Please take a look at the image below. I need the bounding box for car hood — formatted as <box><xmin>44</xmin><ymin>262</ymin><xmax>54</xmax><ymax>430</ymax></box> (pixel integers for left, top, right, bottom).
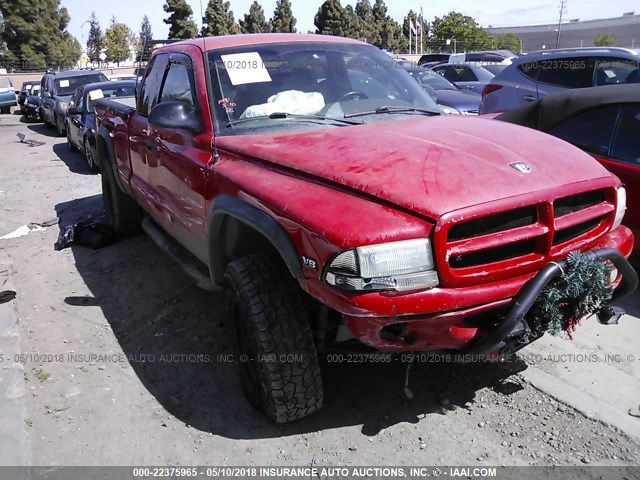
<box><xmin>216</xmin><ymin>116</ymin><xmax>614</xmax><ymax>220</ymax></box>
<box><xmin>25</xmin><ymin>95</ymin><xmax>41</xmax><ymax>105</ymax></box>
<box><xmin>434</xmin><ymin>89</ymin><xmax>481</xmax><ymax>112</ymax></box>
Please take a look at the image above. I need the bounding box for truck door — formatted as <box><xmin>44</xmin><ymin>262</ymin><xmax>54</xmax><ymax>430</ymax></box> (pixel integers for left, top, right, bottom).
<box><xmin>147</xmin><ymin>53</ymin><xmax>211</xmax><ymax>261</ymax></box>
<box><xmin>128</xmin><ymin>54</ymin><xmax>168</xmax><ymax>211</ymax></box>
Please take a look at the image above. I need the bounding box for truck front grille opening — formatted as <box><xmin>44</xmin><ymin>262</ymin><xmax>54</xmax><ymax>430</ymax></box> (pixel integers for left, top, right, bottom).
<box><xmin>448</xmin><ymin>206</ymin><xmax>537</xmax><ymax>242</ymax></box>
<box><xmin>553</xmin><ymin>217</ymin><xmax>603</xmax><ymax>245</ymax></box>
<box><xmin>554</xmin><ymin>190</ymin><xmax>605</xmax><ymax>217</ymax></box>
<box><xmin>449</xmin><ymin>239</ymin><xmax>536</xmax><ymax>269</ymax></box>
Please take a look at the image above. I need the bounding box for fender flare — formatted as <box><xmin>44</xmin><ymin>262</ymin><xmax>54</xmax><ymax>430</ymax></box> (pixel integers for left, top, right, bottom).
<box><xmin>208</xmin><ymin>195</ymin><xmax>304</xmax><ymax>284</ymax></box>
<box><xmin>94</xmin><ymin>126</ymin><xmax>126</xmax><ymax>193</ymax></box>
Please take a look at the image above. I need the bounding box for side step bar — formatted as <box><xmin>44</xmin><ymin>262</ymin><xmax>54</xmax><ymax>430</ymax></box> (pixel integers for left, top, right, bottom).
<box><xmin>141</xmin><ymin>217</ymin><xmax>221</xmax><ymax>292</ymax></box>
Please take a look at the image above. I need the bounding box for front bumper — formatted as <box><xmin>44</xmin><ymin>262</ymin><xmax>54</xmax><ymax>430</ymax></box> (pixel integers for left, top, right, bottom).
<box><xmin>334</xmin><ymin>226</ymin><xmax>636</xmax><ymax>352</ymax></box>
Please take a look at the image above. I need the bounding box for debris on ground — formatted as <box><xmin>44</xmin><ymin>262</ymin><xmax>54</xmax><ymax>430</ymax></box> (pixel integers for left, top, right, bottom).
<box><xmin>54</xmin><ymin>219</ymin><xmax>116</xmax><ymax>251</ymax></box>
<box><xmin>16</xmin><ymin>132</ymin><xmax>45</xmax><ymax>147</ymax></box>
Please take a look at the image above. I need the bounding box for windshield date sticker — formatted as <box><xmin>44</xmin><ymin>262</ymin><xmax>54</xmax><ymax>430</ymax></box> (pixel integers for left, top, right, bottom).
<box><xmin>89</xmin><ymin>89</ymin><xmax>104</xmax><ymax>101</ymax></box>
<box><xmin>59</xmin><ymin>80</ymin><xmax>70</xmax><ymax>88</ymax></box>
<box><xmin>220</xmin><ymin>52</ymin><xmax>272</xmax><ymax>86</ymax></box>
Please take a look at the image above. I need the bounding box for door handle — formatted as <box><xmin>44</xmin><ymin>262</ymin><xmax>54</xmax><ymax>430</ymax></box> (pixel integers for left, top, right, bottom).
<box><xmin>522</xmin><ymin>95</ymin><xmax>537</xmax><ymax>102</ymax></box>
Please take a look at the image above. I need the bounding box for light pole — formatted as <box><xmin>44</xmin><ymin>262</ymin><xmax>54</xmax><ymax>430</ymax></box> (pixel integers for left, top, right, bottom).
<box><xmin>556</xmin><ymin>0</ymin><xmax>567</xmax><ymax>49</ymax></box>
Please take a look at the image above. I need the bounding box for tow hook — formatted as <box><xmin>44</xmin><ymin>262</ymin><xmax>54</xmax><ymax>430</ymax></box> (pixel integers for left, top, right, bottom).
<box><xmin>596</xmin><ymin>305</ymin><xmax>626</xmax><ymax>325</ymax></box>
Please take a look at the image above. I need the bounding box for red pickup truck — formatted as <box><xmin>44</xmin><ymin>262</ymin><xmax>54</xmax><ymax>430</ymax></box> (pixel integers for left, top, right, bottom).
<box><xmin>94</xmin><ymin>34</ymin><xmax>637</xmax><ymax>423</ymax></box>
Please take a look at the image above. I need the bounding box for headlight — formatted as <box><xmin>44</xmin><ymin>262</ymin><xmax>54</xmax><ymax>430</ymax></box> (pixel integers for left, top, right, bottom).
<box><xmin>612</xmin><ymin>187</ymin><xmax>627</xmax><ymax>230</ymax></box>
<box><xmin>324</xmin><ymin>239</ymin><xmax>439</xmax><ymax>292</ymax></box>
<box><xmin>439</xmin><ymin>105</ymin><xmax>460</xmax><ymax>115</ymax></box>
<box><xmin>59</xmin><ymin>102</ymin><xmax>69</xmax><ymax>111</ymax></box>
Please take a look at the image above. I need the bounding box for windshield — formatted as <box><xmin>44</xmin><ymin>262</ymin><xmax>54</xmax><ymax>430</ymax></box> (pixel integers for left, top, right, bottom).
<box><xmin>54</xmin><ymin>74</ymin><xmax>108</xmax><ymax>96</ymax></box>
<box><xmin>85</xmin><ymin>84</ymin><xmax>136</xmax><ymax>112</ymax></box>
<box><xmin>0</xmin><ymin>77</ymin><xmax>12</xmax><ymax>89</ymax></box>
<box><xmin>406</xmin><ymin>69</ymin><xmax>457</xmax><ymax>91</ymax></box>
<box><xmin>29</xmin><ymin>85</ymin><xmax>41</xmax><ymax>95</ymax></box>
<box><xmin>208</xmin><ymin>42</ymin><xmax>439</xmax><ymax>135</ymax></box>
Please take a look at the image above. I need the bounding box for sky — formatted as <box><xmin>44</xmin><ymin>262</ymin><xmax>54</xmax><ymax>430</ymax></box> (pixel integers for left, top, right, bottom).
<box><xmin>62</xmin><ymin>0</ymin><xmax>640</xmax><ymax>44</ymax></box>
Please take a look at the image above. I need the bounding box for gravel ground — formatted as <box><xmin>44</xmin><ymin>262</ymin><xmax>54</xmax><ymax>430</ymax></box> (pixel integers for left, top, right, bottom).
<box><xmin>0</xmin><ymin>109</ymin><xmax>639</xmax><ymax>468</ymax></box>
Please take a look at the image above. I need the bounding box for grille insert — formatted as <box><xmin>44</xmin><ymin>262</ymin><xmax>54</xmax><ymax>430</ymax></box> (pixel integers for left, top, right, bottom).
<box><xmin>554</xmin><ymin>190</ymin><xmax>605</xmax><ymax>217</ymax></box>
<box><xmin>449</xmin><ymin>240</ymin><xmax>536</xmax><ymax>269</ymax></box>
<box><xmin>553</xmin><ymin>217</ymin><xmax>602</xmax><ymax>245</ymax></box>
<box><xmin>448</xmin><ymin>206</ymin><xmax>537</xmax><ymax>242</ymax></box>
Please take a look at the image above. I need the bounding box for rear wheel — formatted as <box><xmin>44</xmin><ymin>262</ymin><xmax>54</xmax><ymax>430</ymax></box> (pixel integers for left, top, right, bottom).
<box><xmin>224</xmin><ymin>254</ymin><xmax>323</xmax><ymax>423</ymax></box>
<box><xmin>55</xmin><ymin>115</ymin><xmax>65</xmax><ymax>137</ymax></box>
<box><xmin>101</xmin><ymin>160</ymin><xmax>142</xmax><ymax>236</ymax></box>
<box><xmin>0</xmin><ymin>106</ymin><xmax>10</xmax><ymax>115</ymax></box>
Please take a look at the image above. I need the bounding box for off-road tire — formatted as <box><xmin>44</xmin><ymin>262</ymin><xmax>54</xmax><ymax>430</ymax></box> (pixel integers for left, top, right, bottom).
<box><xmin>101</xmin><ymin>161</ymin><xmax>143</xmax><ymax>237</ymax></box>
<box><xmin>224</xmin><ymin>255</ymin><xmax>323</xmax><ymax>423</ymax></box>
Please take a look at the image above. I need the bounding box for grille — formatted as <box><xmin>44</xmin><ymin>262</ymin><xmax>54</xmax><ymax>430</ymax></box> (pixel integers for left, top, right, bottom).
<box><xmin>439</xmin><ymin>186</ymin><xmax>614</xmax><ymax>282</ymax></box>
<box><xmin>554</xmin><ymin>190</ymin><xmax>605</xmax><ymax>217</ymax></box>
<box><xmin>449</xmin><ymin>240</ymin><xmax>536</xmax><ymax>269</ymax></box>
<box><xmin>553</xmin><ymin>217</ymin><xmax>602</xmax><ymax>245</ymax></box>
<box><xmin>448</xmin><ymin>206</ymin><xmax>537</xmax><ymax>241</ymax></box>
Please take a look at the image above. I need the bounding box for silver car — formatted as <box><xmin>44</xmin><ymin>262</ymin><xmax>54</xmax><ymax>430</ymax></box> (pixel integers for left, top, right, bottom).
<box><xmin>479</xmin><ymin>47</ymin><xmax>640</xmax><ymax>114</ymax></box>
<box><xmin>430</xmin><ymin>62</ymin><xmax>509</xmax><ymax>95</ymax></box>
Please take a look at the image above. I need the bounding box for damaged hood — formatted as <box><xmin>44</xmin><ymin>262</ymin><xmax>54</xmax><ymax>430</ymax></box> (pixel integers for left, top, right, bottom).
<box><xmin>216</xmin><ymin>115</ymin><xmax>614</xmax><ymax>220</ymax></box>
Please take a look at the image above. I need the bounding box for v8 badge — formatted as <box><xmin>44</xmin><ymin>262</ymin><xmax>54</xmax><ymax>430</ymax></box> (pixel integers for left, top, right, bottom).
<box><xmin>302</xmin><ymin>256</ymin><xmax>318</xmax><ymax>271</ymax></box>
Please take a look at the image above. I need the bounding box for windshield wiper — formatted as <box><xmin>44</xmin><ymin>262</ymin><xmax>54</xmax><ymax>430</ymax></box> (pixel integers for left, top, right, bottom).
<box><xmin>344</xmin><ymin>106</ymin><xmax>440</xmax><ymax>119</ymax></box>
<box><xmin>226</xmin><ymin>112</ymin><xmax>362</xmax><ymax>128</ymax></box>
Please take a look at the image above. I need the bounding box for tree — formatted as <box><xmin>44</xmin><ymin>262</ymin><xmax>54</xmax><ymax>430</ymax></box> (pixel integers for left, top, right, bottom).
<box><xmin>105</xmin><ymin>17</ymin><xmax>134</xmax><ymax>65</ymax></box>
<box><xmin>203</xmin><ymin>0</ymin><xmax>239</xmax><ymax>36</ymax></box>
<box><xmin>495</xmin><ymin>33</ymin><xmax>522</xmax><ymax>52</ymax></box>
<box><xmin>430</xmin><ymin>11</ymin><xmax>496</xmax><ymax>51</ymax></box>
<box><xmin>137</xmin><ymin>15</ymin><xmax>153</xmax><ymax>61</ymax></box>
<box><xmin>163</xmin><ymin>0</ymin><xmax>197</xmax><ymax>39</ymax></box>
<box><xmin>594</xmin><ymin>33</ymin><xmax>615</xmax><ymax>46</ymax></box>
<box><xmin>0</xmin><ymin>0</ymin><xmax>81</xmax><ymax>69</ymax></box>
<box><xmin>354</xmin><ymin>0</ymin><xmax>376</xmax><ymax>43</ymax></box>
<box><xmin>271</xmin><ymin>0</ymin><xmax>296</xmax><ymax>33</ymax></box>
<box><xmin>239</xmin><ymin>1</ymin><xmax>270</xmax><ymax>34</ymax></box>
<box><xmin>343</xmin><ymin>5</ymin><xmax>362</xmax><ymax>39</ymax></box>
<box><xmin>86</xmin><ymin>12</ymin><xmax>104</xmax><ymax>63</ymax></box>
<box><xmin>314</xmin><ymin>0</ymin><xmax>346</xmax><ymax>36</ymax></box>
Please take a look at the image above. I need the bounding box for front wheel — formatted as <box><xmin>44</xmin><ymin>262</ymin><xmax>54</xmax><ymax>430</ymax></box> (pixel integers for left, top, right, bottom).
<box><xmin>224</xmin><ymin>255</ymin><xmax>323</xmax><ymax>423</ymax></box>
<box><xmin>66</xmin><ymin>126</ymin><xmax>77</xmax><ymax>152</ymax></box>
<box><xmin>55</xmin><ymin>115</ymin><xmax>65</xmax><ymax>137</ymax></box>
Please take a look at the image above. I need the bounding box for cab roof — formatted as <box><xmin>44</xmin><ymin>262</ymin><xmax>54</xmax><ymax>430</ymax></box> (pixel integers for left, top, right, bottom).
<box><xmin>153</xmin><ymin>33</ymin><xmax>365</xmax><ymax>54</ymax></box>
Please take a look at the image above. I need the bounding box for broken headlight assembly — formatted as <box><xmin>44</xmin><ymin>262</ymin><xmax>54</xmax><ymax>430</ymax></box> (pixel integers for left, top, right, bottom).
<box><xmin>324</xmin><ymin>238</ymin><xmax>439</xmax><ymax>292</ymax></box>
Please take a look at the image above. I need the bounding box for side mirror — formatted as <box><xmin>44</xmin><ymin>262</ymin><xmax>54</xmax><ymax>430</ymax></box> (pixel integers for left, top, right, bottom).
<box><xmin>41</xmin><ymin>91</ymin><xmax>51</xmax><ymax>99</ymax></box>
<box><xmin>67</xmin><ymin>106</ymin><xmax>81</xmax><ymax>115</ymax></box>
<box><xmin>148</xmin><ymin>101</ymin><xmax>201</xmax><ymax>133</ymax></box>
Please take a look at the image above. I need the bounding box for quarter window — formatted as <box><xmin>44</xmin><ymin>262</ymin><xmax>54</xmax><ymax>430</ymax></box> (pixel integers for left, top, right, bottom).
<box><xmin>548</xmin><ymin>106</ymin><xmax>620</xmax><ymax>156</ymax></box>
<box><xmin>537</xmin><ymin>57</ymin><xmax>594</xmax><ymax>88</ymax></box>
<box><xmin>611</xmin><ymin>106</ymin><xmax>640</xmax><ymax>165</ymax></box>
<box><xmin>139</xmin><ymin>56</ymin><xmax>167</xmax><ymax>116</ymax></box>
<box><xmin>595</xmin><ymin>58</ymin><xmax>640</xmax><ymax>85</ymax></box>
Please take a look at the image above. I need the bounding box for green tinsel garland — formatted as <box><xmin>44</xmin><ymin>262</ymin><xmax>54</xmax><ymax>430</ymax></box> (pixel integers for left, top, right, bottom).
<box><xmin>528</xmin><ymin>251</ymin><xmax>613</xmax><ymax>339</ymax></box>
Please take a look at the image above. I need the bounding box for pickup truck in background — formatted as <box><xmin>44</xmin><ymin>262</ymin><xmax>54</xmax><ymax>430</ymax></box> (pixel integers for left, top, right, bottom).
<box><xmin>94</xmin><ymin>34</ymin><xmax>637</xmax><ymax>423</ymax></box>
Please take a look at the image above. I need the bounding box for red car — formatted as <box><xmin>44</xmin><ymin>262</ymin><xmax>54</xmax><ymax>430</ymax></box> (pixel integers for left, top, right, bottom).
<box><xmin>93</xmin><ymin>34</ymin><xmax>637</xmax><ymax>423</ymax></box>
<box><xmin>497</xmin><ymin>84</ymin><xmax>639</xmax><ymax>254</ymax></box>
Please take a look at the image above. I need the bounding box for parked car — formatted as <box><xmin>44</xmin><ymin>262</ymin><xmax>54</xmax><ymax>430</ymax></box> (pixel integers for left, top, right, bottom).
<box><xmin>418</xmin><ymin>53</ymin><xmax>450</xmax><ymax>66</ymax></box>
<box><xmin>496</xmin><ymin>84</ymin><xmax>640</xmax><ymax>253</ymax></box>
<box><xmin>107</xmin><ymin>74</ymin><xmax>138</xmax><ymax>82</ymax></box>
<box><xmin>18</xmin><ymin>81</ymin><xmax>40</xmax><ymax>113</ymax></box>
<box><xmin>405</xmin><ymin>67</ymin><xmax>481</xmax><ymax>115</ymax></box>
<box><xmin>93</xmin><ymin>34</ymin><xmax>636</xmax><ymax>423</ymax></box>
<box><xmin>431</xmin><ymin>62</ymin><xmax>507</xmax><ymax>94</ymax></box>
<box><xmin>0</xmin><ymin>77</ymin><xmax>17</xmax><ymax>114</ymax></box>
<box><xmin>480</xmin><ymin>47</ymin><xmax>640</xmax><ymax>114</ymax></box>
<box><xmin>22</xmin><ymin>85</ymin><xmax>42</xmax><ymax>122</ymax></box>
<box><xmin>65</xmin><ymin>80</ymin><xmax>136</xmax><ymax>171</ymax></box>
<box><xmin>40</xmin><ymin>69</ymin><xmax>109</xmax><ymax>136</ymax></box>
